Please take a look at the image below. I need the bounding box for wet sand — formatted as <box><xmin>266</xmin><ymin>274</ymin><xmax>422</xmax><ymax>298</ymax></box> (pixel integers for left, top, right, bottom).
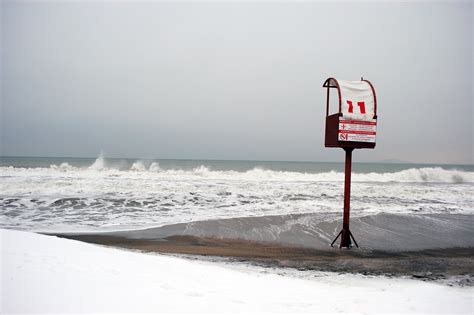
<box><xmin>92</xmin><ymin>212</ymin><xmax>474</xmax><ymax>251</ymax></box>
<box><xmin>52</xmin><ymin>213</ymin><xmax>474</xmax><ymax>286</ymax></box>
<box><xmin>55</xmin><ymin>233</ymin><xmax>474</xmax><ymax>286</ymax></box>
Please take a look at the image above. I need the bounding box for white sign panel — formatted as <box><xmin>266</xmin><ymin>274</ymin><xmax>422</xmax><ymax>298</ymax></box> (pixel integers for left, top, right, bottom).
<box><xmin>338</xmin><ymin>119</ymin><xmax>377</xmax><ymax>143</ymax></box>
<box><xmin>337</xmin><ymin>79</ymin><xmax>375</xmax><ymax>122</ymax></box>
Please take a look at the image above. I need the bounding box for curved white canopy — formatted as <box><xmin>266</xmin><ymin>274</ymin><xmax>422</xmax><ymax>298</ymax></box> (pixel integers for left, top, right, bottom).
<box><xmin>324</xmin><ymin>78</ymin><xmax>377</xmax><ymax>121</ymax></box>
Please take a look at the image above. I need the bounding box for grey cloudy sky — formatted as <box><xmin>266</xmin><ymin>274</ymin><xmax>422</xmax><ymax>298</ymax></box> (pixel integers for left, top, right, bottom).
<box><xmin>1</xmin><ymin>1</ymin><xmax>472</xmax><ymax>164</ymax></box>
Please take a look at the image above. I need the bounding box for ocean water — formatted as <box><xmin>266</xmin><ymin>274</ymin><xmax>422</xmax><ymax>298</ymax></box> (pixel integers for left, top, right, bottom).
<box><xmin>1</xmin><ymin>154</ymin><xmax>473</xmax><ymax>232</ymax></box>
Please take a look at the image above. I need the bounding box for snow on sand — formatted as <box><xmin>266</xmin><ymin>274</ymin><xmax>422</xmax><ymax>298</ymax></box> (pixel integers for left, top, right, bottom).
<box><xmin>1</xmin><ymin>229</ymin><xmax>472</xmax><ymax>313</ymax></box>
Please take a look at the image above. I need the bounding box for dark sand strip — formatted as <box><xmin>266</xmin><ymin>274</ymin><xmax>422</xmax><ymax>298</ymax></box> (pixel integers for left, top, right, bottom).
<box><xmin>55</xmin><ymin>233</ymin><xmax>474</xmax><ymax>285</ymax></box>
<box><xmin>52</xmin><ymin>213</ymin><xmax>474</xmax><ymax>285</ymax></box>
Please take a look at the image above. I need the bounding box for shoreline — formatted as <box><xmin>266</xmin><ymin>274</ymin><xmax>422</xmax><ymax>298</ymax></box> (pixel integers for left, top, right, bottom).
<box><xmin>55</xmin><ymin>233</ymin><xmax>474</xmax><ymax>286</ymax></box>
<box><xmin>50</xmin><ymin>212</ymin><xmax>474</xmax><ymax>287</ymax></box>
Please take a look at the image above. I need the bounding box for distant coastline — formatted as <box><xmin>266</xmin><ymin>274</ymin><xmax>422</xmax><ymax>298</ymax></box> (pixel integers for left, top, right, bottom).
<box><xmin>1</xmin><ymin>155</ymin><xmax>472</xmax><ymax>167</ymax></box>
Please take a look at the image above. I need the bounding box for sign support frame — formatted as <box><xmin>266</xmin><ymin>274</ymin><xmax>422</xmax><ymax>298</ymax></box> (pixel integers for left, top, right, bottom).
<box><xmin>330</xmin><ymin>147</ymin><xmax>359</xmax><ymax>248</ymax></box>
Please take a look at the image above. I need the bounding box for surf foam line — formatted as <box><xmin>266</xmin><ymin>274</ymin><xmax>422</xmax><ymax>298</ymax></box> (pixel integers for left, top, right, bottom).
<box><xmin>1</xmin><ymin>164</ymin><xmax>473</xmax><ymax>183</ymax></box>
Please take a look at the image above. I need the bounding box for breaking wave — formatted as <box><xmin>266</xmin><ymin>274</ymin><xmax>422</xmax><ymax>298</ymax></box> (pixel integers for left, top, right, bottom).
<box><xmin>2</xmin><ymin>164</ymin><xmax>472</xmax><ymax>184</ymax></box>
<box><xmin>149</xmin><ymin>162</ymin><xmax>161</xmax><ymax>172</ymax></box>
<box><xmin>89</xmin><ymin>151</ymin><xmax>106</xmax><ymax>171</ymax></box>
<box><xmin>130</xmin><ymin>161</ymin><xmax>147</xmax><ymax>172</ymax></box>
<box><xmin>49</xmin><ymin>162</ymin><xmax>75</xmax><ymax>172</ymax></box>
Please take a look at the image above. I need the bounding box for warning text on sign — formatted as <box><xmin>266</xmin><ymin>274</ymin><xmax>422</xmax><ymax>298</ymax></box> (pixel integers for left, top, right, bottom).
<box><xmin>338</xmin><ymin>119</ymin><xmax>377</xmax><ymax>143</ymax></box>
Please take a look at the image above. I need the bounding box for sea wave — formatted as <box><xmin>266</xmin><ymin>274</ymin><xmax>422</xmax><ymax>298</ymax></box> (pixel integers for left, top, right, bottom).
<box><xmin>2</xmin><ymin>155</ymin><xmax>473</xmax><ymax>232</ymax></box>
<box><xmin>1</xmin><ymin>162</ymin><xmax>472</xmax><ymax>183</ymax></box>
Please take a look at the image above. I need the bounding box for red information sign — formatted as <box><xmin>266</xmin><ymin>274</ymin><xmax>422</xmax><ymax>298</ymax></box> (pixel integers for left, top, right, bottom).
<box><xmin>338</xmin><ymin>119</ymin><xmax>377</xmax><ymax>143</ymax></box>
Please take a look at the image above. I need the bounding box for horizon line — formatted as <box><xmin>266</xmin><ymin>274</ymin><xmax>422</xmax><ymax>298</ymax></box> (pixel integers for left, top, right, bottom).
<box><xmin>1</xmin><ymin>155</ymin><xmax>472</xmax><ymax>166</ymax></box>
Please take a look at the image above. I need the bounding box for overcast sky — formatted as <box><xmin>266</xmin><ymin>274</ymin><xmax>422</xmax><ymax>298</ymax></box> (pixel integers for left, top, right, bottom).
<box><xmin>1</xmin><ymin>1</ymin><xmax>472</xmax><ymax>164</ymax></box>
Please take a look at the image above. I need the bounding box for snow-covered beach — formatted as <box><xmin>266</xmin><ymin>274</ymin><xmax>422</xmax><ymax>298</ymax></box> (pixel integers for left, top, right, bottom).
<box><xmin>2</xmin><ymin>228</ymin><xmax>472</xmax><ymax>313</ymax></box>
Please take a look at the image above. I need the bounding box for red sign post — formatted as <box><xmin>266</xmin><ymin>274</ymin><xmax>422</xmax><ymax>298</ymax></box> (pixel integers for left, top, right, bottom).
<box><xmin>323</xmin><ymin>77</ymin><xmax>378</xmax><ymax>248</ymax></box>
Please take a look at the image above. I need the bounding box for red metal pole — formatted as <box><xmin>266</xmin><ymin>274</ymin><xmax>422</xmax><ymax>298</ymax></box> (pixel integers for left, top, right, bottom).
<box><xmin>326</xmin><ymin>86</ymin><xmax>330</xmax><ymax>117</ymax></box>
<box><xmin>340</xmin><ymin>147</ymin><xmax>353</xmax><ymax>248</ymax></box>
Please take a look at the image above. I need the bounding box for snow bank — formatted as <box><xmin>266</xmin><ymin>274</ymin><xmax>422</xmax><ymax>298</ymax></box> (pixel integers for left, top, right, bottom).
<box><xmin>1</xmin><ymin>229</ymin><xmax>472</xmax><ymax>313</ymax></box>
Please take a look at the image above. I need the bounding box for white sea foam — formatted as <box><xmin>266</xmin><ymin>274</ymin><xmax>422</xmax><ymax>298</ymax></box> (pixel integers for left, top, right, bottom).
<box><xmin>130</xmin><ymin>161</ymin><xmax>146</xmax><ymax>172</ymax></box>
<box><xmin>149</xmin><ymin>162</ymin><xmax>161</xmax><ymax>172</ymax></box>
<box><xmin>49</xmin><ymin>162</ymin><xmax>74</xmax><ymax>172</ymax></box>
